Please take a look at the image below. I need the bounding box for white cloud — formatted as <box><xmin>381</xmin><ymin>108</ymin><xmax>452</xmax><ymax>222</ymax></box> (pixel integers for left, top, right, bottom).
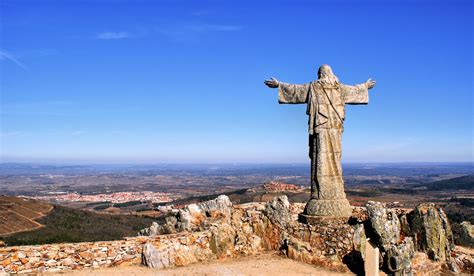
<box><xmin>0</xmin><ymin>50</ymin><xmax>28</xmax><ymax>70</ymax></box>
<box><xmin>96</xmin><ymin>31</ymin><xmax>130</xmax><ymax>40</ymax></box>
<box><xmin>189</xmin><ymin>24</ymin><xmax>243</xmax><ymax>32</ymax></box>
<box><xmin>155</xmin><ymin>24</ymin><xmax>244</xmax><ymax>42</ymax></box>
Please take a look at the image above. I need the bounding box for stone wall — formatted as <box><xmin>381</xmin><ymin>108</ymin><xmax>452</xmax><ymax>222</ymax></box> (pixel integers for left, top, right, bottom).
<box><xmin>0</xmin><ymin>237</ymin><xmax>144</xmax><ymax>274</ymax></box>
<box><xmin>0</xmin><ymin>196</ymin><xmax>472</xmax><ymax>275</ymax></box>
<box><xmin>0</xmin><ymin>198</ymin><xmax>359</xmax><ymax>274</ymax></box>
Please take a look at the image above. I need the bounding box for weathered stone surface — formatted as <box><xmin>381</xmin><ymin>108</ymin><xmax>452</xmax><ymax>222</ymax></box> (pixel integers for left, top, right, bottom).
<box><xmin>302</xmin><ymin>199</ymin><xmax>352</xmax><ymax>220</ymax></box>
<box><xmin>407</xmin><ymin>203</ymin><xmax>453</xmax><ymax>261</ymax></box>
<box><xmin>139</xmin><ymin>195</ymin><xmax>233</xmax><ymax>236</ymax></box>
<box><xmin>0</xmin><ymin>239</ymin><xmax>142</xmax><ymax>274</ymax></box>
<box><xmin>142</xmin><ymin>243</ymin><xmax>172</xmax><ymax>269</ymax></box>
<box><xmin>199</xmin><ymin>195</ymin><xmax>233</xmax><ymax>217</ymax></box>
<box><xmin>352</xmin><ymin>223</ymin><xmax>366</xmax><ymax>260</ymax></box>
<box><xmin>209</xmin><ymin>223</ymin><xmax>236</xmax><ymax>258</ymax></box>
<box><xmin>399</xmin><ymin>212</ymin><xmax>411</xmax><ymax>237</ymax></box>
<box><xmin>385</xmin><ymin>237</ymin><xmax>415</xmax><ymax>275</ymax></box>
<box><xmin>0</xmin><ymin>196</ymin><xmax>471</xmax><ymax>275</ymax></box>
<box><xmin>263</xmin><ymin>195</ymin><xmax>291</xmax><ymax>227</ymax></box>
<box><xmin>457</xmin><ymin>221</ymin><xmax>474</xmax><ymax>247</ymax></box>
<box><xmin>449</xmin><ymin>246</ymin><xmax>474</xmax><ymax>273</ymax></box>
<box><xmin>366</xmin><ymin>201</ymin><xmax>400</xmax><ymax>251</ymax></box>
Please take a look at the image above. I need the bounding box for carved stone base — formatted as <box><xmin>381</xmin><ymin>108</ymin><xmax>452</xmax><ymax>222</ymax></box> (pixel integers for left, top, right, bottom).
<box><xmin>298</xmin><ymin>213</ymin><xmax>347</xmax><ymax>224</ymax></box>
<box><xmin>302</xmin><ymin>198</ymin><xmax>352</xmax><ymax>220</ymax></box>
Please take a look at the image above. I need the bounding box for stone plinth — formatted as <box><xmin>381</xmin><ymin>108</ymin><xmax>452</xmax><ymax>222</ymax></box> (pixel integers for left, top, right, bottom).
<box><xmin>302</xmin><ymin>198</ymin><xmax>352</xmax><ymax>219</ymax></box>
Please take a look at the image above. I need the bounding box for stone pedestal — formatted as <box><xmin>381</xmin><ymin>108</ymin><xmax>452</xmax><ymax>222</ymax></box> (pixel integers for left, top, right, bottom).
<box><xmin>299</xmin><ymin>198</ymin><xmax>352</xmax><ymax>223</ymax></box>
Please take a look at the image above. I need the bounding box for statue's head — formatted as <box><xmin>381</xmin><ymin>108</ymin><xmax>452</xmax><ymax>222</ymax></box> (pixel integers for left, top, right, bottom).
<box><xmin>317</xmin><ymin>64</ymin><xmax>339</xmax><ymax>85</ymax></box>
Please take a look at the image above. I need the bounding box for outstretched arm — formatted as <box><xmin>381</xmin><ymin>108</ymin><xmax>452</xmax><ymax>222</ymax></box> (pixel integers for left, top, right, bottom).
<box><xmin>264</xmin><ymin>77</ymin><xmax>310</xmax><ymax>104</ymax></box>
<box><xmin>341</xmin><ymin>78</ymin><xmax>376</xmax><ymax>105</ymax></box>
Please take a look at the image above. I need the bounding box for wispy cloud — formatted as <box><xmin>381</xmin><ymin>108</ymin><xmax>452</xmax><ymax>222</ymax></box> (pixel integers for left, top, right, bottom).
<box><xmin>156</xmin><ymin>24</ymin><xmax>244</xmax><ymax>42</ymax></box>
<box><xmin>190</xmin><ymin>24</ymin><xmax>243</xmax><ymax>32</ymax></box>
<box><xmin>0</xmin><ymin>50</ymin><xmax>28</xmax><ymax>70</ymax></box>
<box><xmin>93</xmin><ymin>24</ymin><xmax>241</xmax><ymax>42</ymax></box>
<box><xmin>96</xmin><ymin>31</ymin><xmax>130</xmax><ymax>40</ymax></box>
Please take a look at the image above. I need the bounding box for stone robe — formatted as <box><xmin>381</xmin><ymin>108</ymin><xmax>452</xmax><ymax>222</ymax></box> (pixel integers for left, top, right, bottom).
<box><xmin>278</xmin><ymin>80</ymin><xmax>368</xmax><ymax>216</ymax></box>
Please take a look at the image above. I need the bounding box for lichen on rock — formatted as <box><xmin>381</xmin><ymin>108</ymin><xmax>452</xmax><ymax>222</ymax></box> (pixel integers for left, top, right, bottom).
<box><xmin>457</xmin><ymin>221</ymin><xmax>474</xmax><ymax>248</ymax></box>
<box><xmin>263</xmin><ymin>195</ymin><xmax>291</xmax><ymax>227</ymax></box>
<box><xmin>407</xmin><ymin>203</ymin><xmax>454</xmax><ymax>261</ymax></box>
<box><xmin>366</xmin><ymin>201</ymin><xmax>401</xmax><ymax>251</ymax></box>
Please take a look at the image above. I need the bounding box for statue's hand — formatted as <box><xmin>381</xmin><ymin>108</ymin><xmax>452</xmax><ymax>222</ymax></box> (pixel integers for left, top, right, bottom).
<box><xmin>366</xmin><ymin>78</ymin><xmax>376</xmax><ymax>89</ymax></box>
<box><xmin>264</xmin><ymin>77</ymin><xmax>279</xmax><ymax>88</ymax></box>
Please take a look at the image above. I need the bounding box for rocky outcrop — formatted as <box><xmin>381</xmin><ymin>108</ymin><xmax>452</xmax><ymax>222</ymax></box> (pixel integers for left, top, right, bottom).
<box><xmin>366</xmin><ymin>201</ymin><xmax>401</xmax><ymax>251</ymax></box>
<box><xmin>141</xmin><ymin>232</ymin><xmax>215</xmax><ymax>269</ymax></box>
<box><xmin>407</xmin><ymin>203</ymin><xmax>454</xmax><ymax>261</ymax></box>
<box><xmin>209</xmin><ymin>223</ymin><xmax>236</xmax><ymax>257</ymax></box>
<box><xmin>364</xmin><ymin>201</ymin><xmax>460</xmax><ymax>274</ymax></box>
<box><xmin>1</xmin><ymin>196</ymin><xmax>471</xmax><ymax>275</ymax></box>
<box><xmin>263</xmin><ymin>195</ymin><xmax>291</xmax><ymax>227</ymax></box>
<box><xmin>457</xmin><ymin>221</ymin><xmax>474</xmax><ymax>247</ymax></box>
<box><xmin>385</xmin><ymin>237</ymin><xmax>415</xmax><ymax>275</ymax></box>
<box><xmin>449</xmin><ymin>246</ymin><xmax>474</xmax><ymax>273</ymax></box>
<box><xmin>366</xmin><ymin>201</ymin><xmax>415</xmax><ymax>275</ymax></box>
<box><xmin>139</xmin><ymin>195</ymin><xmax>233</xmax><ymax>236</ymax></box>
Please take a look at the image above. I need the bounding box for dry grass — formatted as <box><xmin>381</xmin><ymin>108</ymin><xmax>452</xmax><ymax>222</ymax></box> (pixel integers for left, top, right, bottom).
<box><xmin>0</xmin><ymin>195</ymin><xmax>53</xmax><ymax>236</ymax></box>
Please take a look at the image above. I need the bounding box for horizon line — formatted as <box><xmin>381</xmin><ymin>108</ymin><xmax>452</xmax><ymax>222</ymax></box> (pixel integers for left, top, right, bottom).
<box><xmin>1</xmin><ymin>161</ymin><xmax>473</xmax><ymax>166</ymax></box>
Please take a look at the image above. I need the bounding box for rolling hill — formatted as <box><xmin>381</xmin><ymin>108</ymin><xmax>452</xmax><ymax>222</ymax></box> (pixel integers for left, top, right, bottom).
<box><xmin>417</xmin><ymin>175</ymin><xmax>474</xmax><ymax>191</ymax></box>
<box><xmin>0</xmin><ymin>195</ymin><xmax>53</xmax><ymax>236</ymax></box>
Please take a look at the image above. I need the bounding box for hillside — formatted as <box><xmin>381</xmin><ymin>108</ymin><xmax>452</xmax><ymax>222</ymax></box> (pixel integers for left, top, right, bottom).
<box><xmin>0</xmin><ymin>195</ymin><xmax>159</xmax><ymax>246</ymax></box>
<box><xmin>0</xmin><ymin>195</ymin><xmax>53</xmax><ymax>236</ymax></box>
<box><xmin>416</xmin><ymin>175</ymin><xmax>474</xmax><ymax>191</ymax></box>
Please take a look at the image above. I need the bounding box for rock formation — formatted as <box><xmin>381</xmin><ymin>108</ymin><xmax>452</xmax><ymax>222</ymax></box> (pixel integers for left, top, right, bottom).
<box><xmin>457</xmin><ymin>221</ymin><xmax>474</xmax><ymax>247</ymax></box>
<box><xmin>366</xmin><ymin>201</ymin><xmax>415</xmax><ymax>275</ymax></box>
<box><xmin>1</xmin><ymin>196</ymin><xmax>472</xmax><ymax>274</ymax></box>
<box><xmin>138</xmin><ymin>196</ymin><xmax>469</xmax><ymax>275</ymax></box>
<box><xmin>366</xmin><ymin>201</ymin><xmax>401</xmax><ymax>251</ymax></box>
<box><xmin>263</xmin><ymin>195</ymin><xmax>291</xmax><ymax>227</ymax></box>
<box><xmin>407</xmin><ymin>203</ymin><xmax>454</xmax><ymax>261</ymax></box>
<box><xmin>139</xmin><ymin>195</ymin><xmax>232</xmax><ymax>236</ymax></box>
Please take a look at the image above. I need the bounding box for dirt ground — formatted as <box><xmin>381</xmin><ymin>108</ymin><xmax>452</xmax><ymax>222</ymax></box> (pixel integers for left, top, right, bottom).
<box><xmin>55</xmin><ymin>253</ymin><xmax>349</xmax><ymax>276</ymax></box>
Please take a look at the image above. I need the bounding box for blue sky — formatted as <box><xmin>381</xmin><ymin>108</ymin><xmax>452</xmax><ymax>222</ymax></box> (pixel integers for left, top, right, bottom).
<box><xmin>1</xmin><ymin>0</ymin><xmax>472</xmax><ymax>163</ymax></box>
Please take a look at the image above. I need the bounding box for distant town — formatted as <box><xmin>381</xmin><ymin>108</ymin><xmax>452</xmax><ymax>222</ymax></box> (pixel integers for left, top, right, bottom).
<box><xmin>28</xmin><ymin>191</ymin><xmax>173</xmax><ymax>204</ymax></box>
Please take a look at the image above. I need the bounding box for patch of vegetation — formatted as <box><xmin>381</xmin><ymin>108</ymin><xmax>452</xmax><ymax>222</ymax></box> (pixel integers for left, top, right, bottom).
<box><xmin>383</xmin><ymin>188</ymin><xmax>418</xmax><ymax>195</ymax></box>
<box><xmin>113</xmin><ymin>200</ymin><xmax>143</xmax><ymax>208</ymax></box>
<box><xmin>419</xmin><ymin>175</ymin><xmax>474</xmax><ymax>191</ymax></box>
<box><xmin>93</xmin><ymin>204</ymin><xmax>111</xmax><ymax>211</ymax></box>
<box><xmin>458</xmin><ymin>198</ymin><xmax>474</xmax><ymax>207</ymax></box>
<box><xmin>135</xmin><ymin>207</ymin><xmax>152</xmax><ymax>212</ymax></box>
<box><xmin>2</xmin><ymin>205</ymin><xmax>155</xmax><ymax>246</ymax></box>
<box><xmin>346</xmin><ymin>190</ymin><xmax>383</xmax><ymax>197</ymax></box>
<box><xmin>443</xmin><ymin>199</ymin><xmax>474</xmax><ymax>244</ymax></box>
<box><xmin>85</xmin><ymin>201</ymin><xmax>111</xmax><ymax>207</ymax></box>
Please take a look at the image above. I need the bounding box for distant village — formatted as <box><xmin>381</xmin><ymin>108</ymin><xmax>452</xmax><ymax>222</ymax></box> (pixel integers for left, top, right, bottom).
<box><xmin>28</xmin><ymin>191</ymin><xmax>173</xmax><ymax>204</ymax></box>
